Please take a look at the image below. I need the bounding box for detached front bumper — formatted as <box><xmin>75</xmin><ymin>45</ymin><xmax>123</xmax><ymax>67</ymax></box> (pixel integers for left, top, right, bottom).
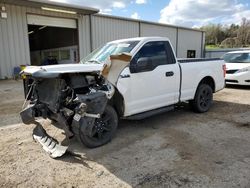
<box><xmin>20</xmin><ymin>105</ymin><xmax>68</xmax><ymax>158</ymax></box>
<box><xmin>32</xmin><ymin>123</ymin><xmax>68</xmax><ymax>158</ymax></box>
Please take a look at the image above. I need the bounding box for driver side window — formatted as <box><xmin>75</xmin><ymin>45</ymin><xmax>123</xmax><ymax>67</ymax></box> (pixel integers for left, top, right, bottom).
<box><xmin>133</xmin><ymin>41</ymin><xmax>167</xmax><ymax>65</ymax></box>
<box><xmin>130</xmin><ymin>41</ymin><xmax>175</xmax><ymax>73</ymax></box>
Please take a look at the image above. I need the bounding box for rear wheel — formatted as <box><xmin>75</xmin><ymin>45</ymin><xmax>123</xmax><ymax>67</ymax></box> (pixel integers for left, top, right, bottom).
<box><xmin>78</xmin><ymin>105</ymin><xmax>118</xmax><ymax>148</ymax></box>
<box><xmin>190</xmin><ymin>84</ymin><xmax>213</xmax><ymax>113</ymax></box>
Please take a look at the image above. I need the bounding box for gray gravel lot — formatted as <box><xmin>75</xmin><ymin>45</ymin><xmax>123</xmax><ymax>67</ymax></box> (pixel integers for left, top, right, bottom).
<box><xmin>0</xmin><ymin>80</ymin><xmax>249</xmax><ymax>188</ymax></box>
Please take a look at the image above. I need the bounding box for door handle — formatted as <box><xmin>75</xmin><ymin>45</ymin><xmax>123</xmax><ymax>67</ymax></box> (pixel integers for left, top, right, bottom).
<box><xmin>165</xmin><ymin>71</ymin><xmax>174</xmax><ymax>77</ymax></box>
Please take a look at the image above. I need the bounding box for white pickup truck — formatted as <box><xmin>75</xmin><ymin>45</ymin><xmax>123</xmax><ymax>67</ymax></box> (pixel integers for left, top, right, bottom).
<box><xmin>20</xmin><ymin>37</ymin><xmax>225</xmax><ymax>157</ymax></box>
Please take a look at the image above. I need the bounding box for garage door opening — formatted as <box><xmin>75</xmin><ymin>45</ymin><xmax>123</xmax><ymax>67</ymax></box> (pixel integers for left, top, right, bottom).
<box><xmin>27</xmin><ymin>15</ymin><xmax>79</xmax><ymax>66</ymax></box>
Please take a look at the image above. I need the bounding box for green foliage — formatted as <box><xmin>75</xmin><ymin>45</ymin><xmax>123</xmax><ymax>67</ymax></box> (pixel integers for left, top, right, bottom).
<box><xmin>201</xmin><ymin>18</ymin><xmax>250</xmax><ymax>48</ymax></box>
<box><xmin>205</xmin><ymin>45</ymin><xmax>220</xmax><ymax>49</ymax></box>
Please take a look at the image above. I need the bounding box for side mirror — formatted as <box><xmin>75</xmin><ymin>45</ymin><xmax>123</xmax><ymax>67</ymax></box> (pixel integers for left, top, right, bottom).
<box><xmin>130</xmin><ymin>57</ymin><xmax>153</xmax><ymax>73</ymax></box>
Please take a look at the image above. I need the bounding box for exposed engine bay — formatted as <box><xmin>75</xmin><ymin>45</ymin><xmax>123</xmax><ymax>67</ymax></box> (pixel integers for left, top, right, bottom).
<box><xmin>22</xmin><ymin>73</ymin><xmax>114</xmax><ymax>119</ymax></box>
<box><xmin>20</xmin><ymin>72</ymin><xmax>116</xmax><ymax>157</ymax></box>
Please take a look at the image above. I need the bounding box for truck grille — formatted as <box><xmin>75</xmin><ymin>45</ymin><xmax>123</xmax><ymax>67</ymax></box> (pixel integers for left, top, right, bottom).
<box><xmin>226</xmin><ymin>69</ymin><xmax>238</xmax><ymax>74</ymax></box>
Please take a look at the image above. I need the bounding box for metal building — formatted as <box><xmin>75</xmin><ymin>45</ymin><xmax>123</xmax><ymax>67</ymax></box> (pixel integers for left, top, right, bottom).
<box><xmin>0</xmin><ymin>0</ymin><xmax>205</xmax><ymax>79</ymax></box>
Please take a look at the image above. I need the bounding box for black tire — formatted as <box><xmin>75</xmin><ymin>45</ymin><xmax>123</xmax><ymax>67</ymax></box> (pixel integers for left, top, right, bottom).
<box><xmin>78</xmin><ymin>105</ymin><xmax>118</xmax><ymax>148</ymax></box>
<box><xmin>190</xmin><ymin>84</ymin><xmax>213</xmax><ymax>113</ymax></box>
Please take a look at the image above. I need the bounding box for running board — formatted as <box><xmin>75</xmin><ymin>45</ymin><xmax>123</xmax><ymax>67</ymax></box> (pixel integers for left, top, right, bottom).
<box><xmin>124</xmin><ymin>105</ymin><xmax>174</xmax><ymax>120</ymax></box>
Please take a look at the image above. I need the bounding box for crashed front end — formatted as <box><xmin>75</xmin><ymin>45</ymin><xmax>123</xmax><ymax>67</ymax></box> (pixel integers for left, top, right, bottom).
<box><xmin>20</xmin><ymin>65</ymin><xmax>116</xmax><ymax>158</ymax></box>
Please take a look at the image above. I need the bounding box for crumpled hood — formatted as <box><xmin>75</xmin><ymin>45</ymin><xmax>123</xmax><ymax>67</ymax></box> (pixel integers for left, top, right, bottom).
<box><xmin>22</xmin><ymin>64</ymin><xmax>104</xmax><ymax>78</ymax></box>
<box><xmin>225</xmin><ymin>62</ymin><xmax>250</xmax><ymax>70</ymax></box>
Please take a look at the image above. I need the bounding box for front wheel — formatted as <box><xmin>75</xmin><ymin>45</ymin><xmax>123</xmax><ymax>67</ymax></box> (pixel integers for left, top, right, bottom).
<box><xmin>78</xmin><ymin>105</ymin><xmax>118</xmax><ymax>148</ymax></box>
<box><xmin>190</xmin><ymin>84</ymin><xmax>213</xmax><ymax>113</ymax></box>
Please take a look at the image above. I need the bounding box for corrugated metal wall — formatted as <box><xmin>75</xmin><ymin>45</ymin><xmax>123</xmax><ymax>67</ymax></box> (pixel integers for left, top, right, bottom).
<box><xmin>78</xmin><ymin>15</ymin><xmax>91</xmax><ymax>59</ymax></box>
<box><xmin>0</xmin><ymin>3</ymin><xmax>204</xmax><ymax>79</ymax></box>
<box><xmin>91</xmin><ymin>15</ymin><xmax>139</xmax><ymax>50</ymax></box>
<box><xmin>140</xmin><ymin>23</ymin><xmax>177</xmax><ymax>54</ymax></box>
<box><xmin>177</xmin><ymin>29</ymin><xmax>203</xmax><ymax>58</ymax></box>
<box><xmin>0</xmin><ymin>4</ymin><xmax>29</xmax><ymax>79</ymax></box>
<box><xmin>88</xmin><ymin>15</ymin><xmax>205</xmax><ymax>59</ymax></box>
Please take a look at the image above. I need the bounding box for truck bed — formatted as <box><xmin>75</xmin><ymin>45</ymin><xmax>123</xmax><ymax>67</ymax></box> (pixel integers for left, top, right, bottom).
<box><xmin>179</xmin><ymin>58</ymin><xmax>225</xmax><ymax>102</ymax></box>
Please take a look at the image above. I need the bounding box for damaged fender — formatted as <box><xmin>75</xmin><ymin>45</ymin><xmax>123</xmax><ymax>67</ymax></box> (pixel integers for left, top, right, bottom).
<box><xmin>101</xmin><ymin>53</ymin><xmax>131</xmax><ymax>85</ymax></box>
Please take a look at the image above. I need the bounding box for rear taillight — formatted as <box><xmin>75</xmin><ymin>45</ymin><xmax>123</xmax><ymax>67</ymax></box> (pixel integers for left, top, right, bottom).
<box><xmin>223</xmin><ymin>64</ymin><xmax>226</xmax><ymax>77</ymax></box>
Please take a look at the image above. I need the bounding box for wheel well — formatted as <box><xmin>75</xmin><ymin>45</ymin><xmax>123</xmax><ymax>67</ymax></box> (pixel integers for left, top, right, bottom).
<box><xmin>108</xmin><ymin>89</ymin><xmax>124</xmax><ymax>117</ymax></box>
<box><xmin>199</xmin><ymin>76</ymin><xmax>215</xmax><ymax>92</ymax></box>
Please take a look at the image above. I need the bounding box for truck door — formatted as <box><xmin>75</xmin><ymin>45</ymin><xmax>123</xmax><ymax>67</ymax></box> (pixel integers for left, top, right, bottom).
<box><xmin>117</xmin><ymin>41</ymin><xmax>180</xmax><ymax>116</ymax></box>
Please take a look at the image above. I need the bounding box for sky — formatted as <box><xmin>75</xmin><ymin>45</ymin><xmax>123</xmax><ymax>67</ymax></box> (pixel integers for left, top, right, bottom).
<box><xmin>48</xmin><ymin>0</ymin><xmax>250</xmax><ymax>28</ymax></box>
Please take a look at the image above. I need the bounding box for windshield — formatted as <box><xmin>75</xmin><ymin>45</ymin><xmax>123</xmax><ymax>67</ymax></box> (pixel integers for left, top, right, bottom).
<box><xmin>223</xmin><ymin>52</ymin><xmax>250</xmax><ymax>63</ymax></box>
<box><xmin>80</xmin><ymin>40</ymin><xmax>139</xmax><ymax>64</ymax></box>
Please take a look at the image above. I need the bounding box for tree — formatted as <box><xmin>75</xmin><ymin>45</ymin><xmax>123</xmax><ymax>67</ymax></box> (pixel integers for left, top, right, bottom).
<box><xmin>201</xmin><ymin>18</ymin><xmax>250</xmax><ymax>48</ymax></box>
<box><xmin>201</xmin><ymin>24</ymin><xmax>226</xmax><ymax>45</ymax></box>
<box><xmin>237</xmin><ymin>18</ymin><xmax>250</xmax><ymax>47</ymax></box>
<box><xmin>220</xmin><ymin>37</ymin><xmax>238</xmax><ymax>48</ymax></box>
<box><xmin>224</xmin><ymin>24</ymin><xmax>239</xmax><ymax>38</ymax></box>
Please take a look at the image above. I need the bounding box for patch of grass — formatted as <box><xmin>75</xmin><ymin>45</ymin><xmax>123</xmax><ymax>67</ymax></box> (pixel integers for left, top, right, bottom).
<box><xmin>205</xmin><ymin>45</ymin><xmax>220</xmax><ymax>49</ymax></box>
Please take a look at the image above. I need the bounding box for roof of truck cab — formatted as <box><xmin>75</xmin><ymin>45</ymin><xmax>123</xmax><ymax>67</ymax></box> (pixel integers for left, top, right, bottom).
<box><xmin>108</xmin><ymin>37</ymin><xmax>170</xmax><ymax>44</ymax></box>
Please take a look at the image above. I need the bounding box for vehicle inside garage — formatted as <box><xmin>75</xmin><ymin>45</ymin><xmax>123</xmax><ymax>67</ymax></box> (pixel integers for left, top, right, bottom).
<box><xmin>28</xmin><ymin>15</ymin><xmax>79</xmax><ymax>66</ymax></box>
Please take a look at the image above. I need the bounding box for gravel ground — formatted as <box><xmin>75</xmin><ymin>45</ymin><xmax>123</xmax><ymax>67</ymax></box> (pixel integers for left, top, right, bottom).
<box><xmin>0</xmin><ymin>80</ymin><xmax>249</xmax><ymax>188</ymax></box>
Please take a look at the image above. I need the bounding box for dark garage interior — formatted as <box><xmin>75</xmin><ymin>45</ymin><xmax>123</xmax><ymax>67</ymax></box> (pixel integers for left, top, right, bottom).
<box><xmin>28</xmin><ymin>25</ymin><xmax>79</xmax><ymax>66</ymax></box>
